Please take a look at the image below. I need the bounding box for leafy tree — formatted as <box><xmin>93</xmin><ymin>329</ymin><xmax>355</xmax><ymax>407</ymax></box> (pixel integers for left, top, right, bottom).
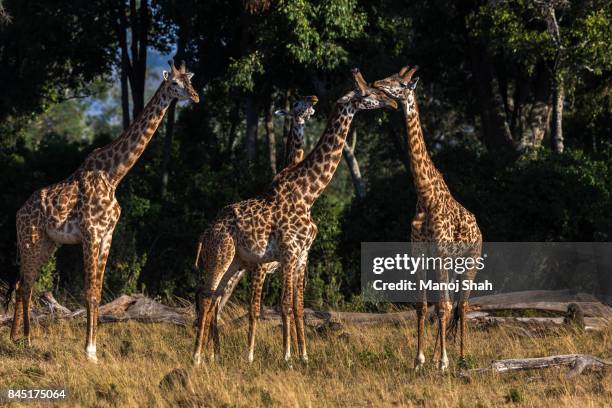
<box><xmin>0</xmin><ymin>0</ymin><xmax>116</xmax><ymax>125</ymax></box>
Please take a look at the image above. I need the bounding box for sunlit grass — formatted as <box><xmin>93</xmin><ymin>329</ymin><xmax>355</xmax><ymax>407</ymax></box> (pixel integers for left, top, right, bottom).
<box><xmin>0</xmin><ymin>305</ymin><xmax>609</xmax><ymax>407</ymax></box>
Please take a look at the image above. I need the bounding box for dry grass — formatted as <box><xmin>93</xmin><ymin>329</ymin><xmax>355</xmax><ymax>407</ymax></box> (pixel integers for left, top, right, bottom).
<box><xmin>0</xmin><ymin>305</ymin><xmax>609</xmax><ymax>408</ymax></box>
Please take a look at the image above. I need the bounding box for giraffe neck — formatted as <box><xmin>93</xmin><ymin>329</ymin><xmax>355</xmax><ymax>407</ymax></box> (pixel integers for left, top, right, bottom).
<box><xmin>84</xmin><ymin>84</ymin><xmax>171</xmax><ymax>187</ymax></box>
<box><xmin>284</xmin><ymin>119</ymin><xmax>305</xmax><ymax>166</ymax></box>
<box><xmin>282</xmin><ymin>102</ymin><xmax>355</xmax><ymax>208</ymax></box>
<box><xmin>402</xmin><ymin>98</ymin><xmax>448</xmax><ymax>208</ymax></box>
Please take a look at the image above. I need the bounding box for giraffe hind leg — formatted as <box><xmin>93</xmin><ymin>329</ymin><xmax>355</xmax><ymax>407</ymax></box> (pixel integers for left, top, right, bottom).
<box><xmin>193</xmin><ymin>232</ymin><xmax>237</xmax><ymax>365</ymax></box>
<box><xmin>14</xmin><ymin>235</ymin><xmax>57</xmax><ymax>345</ymax></box>
<box><xmin>10</xmin><ymin>279</ymin><xmax>22</xmax><ymax>342</ymax></box>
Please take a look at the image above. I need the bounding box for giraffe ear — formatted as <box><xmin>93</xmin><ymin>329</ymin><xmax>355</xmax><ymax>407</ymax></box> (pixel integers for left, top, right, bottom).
<box><xmin>338</xmin><ymin>90</ymin><xmax>356</xmax><ymax>103</ymax></box>
<box><xmin>408</xmin><ymin>77</ymin><xmax>419</xmax><ymax>90</ymax></box>
<box><xmin>274</xmin><ymin>109</ymin><xmax>288</xmax><ymax>117</ymax></box>
<box><xmin>163</xmin><ymin>70</ymin><xmax>169</xmax><ymax>81</ymax></box>
<box><xmin>186</xmin><ymin>72</ymin><xmax>194</xmax><ymax>81</ymax></box>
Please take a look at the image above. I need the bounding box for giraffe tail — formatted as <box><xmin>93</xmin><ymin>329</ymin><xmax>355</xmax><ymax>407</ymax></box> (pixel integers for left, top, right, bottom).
<box><xmin>447</xmin><ymin>277</ymin><xmax>461</xmax><ymax>341</ymax></box>
<box><xmin>193</xmin><ymin>239</ymin><xmax>204</xmax><ymax>272</ymax></box>
<box><xmin>192</xmin><ymin>238</ymin><xmax>205</xmax><ymax>326</ymax></box>
<box><xmin>2</xmin><ymin>244</ymin><xmax>20</xmax><ymax>313</ymax></box>
<box><xmin>447</xmin><ymin>301</ymin><xmax>460</xmax><ymax>341</ymax></box>
<box><xmin>2</xmin><ymin>270</ymin><xmax>18</xmax><ymax>313</ymax></box>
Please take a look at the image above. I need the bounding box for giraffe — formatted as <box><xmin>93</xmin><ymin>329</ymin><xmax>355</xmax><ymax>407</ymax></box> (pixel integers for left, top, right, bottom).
<box><xmin>193</xmin><ymin>70</ymin><xmax>397</xmax><ymax>365</ymax></box>
<box><xmin>276</xmin><ymin>94</ymin><xmax>319</xmax><ymax>166</ymax></box>
<box><xmin>11</xmin><ymin>60</ymin><xmax>199</xmax><ymax>362</ymax></box>
<box><xmin>370</xmin><ymin>66</ymin><xmax>482</xmax><ymax>370</ymax></box>
<box><xmin>192</xmin><ymin>94</ymin><xmax>320</xmax><ymax>359</ymax></box>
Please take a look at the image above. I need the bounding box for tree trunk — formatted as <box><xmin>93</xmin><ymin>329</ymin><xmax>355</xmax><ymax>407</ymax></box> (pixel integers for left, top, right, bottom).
<box><xmin>116</xmin><ymin>0</ymin><xmax>148</xmax><ymax>121</ymax></box>
<box><xmin>282</xmin><ymin>89</ymin><xmax>292</xmax><ymax>166</ymax></box>
<box><xmin>116</xmin><ymin>4</ymin><xmax>131</xmax><ymax>129</ymax></box>
<box><xmin>226</xmin><ymin>105</ymin><xmax>240</xmax><ymax>157</ymax></box>
<box><xmin>467</xmin><ymin>40</ymin><xmax>516</xmax><ymax>157</ymax></box>
<box><xmin>127</xmin><ymin>0</ymin><xmax>148</xmax><ymax>118</ymax></box>
<box><xmin>342</xmin><ymin>129</ymin><xmax>366</xmax><ymax>199</ymax></box>
<box><xmin>160</xmin><ymin>99</ymin><xmax>177</xmax><ymax>197</ymax></box>
<box><xmin>388</xmin><ymin>120</ymin><xmax>411</xmax><ymax>175</ymax></box>
<box><xmin>245</xmin><ymin>95</ymin><xmax>259</xmax><ymax>161</ymax></box>
<box><xmin>160</xmin><ymin>34</ymin><xmax>185</xmax><ymax>198</ymax></box>
<box><xmin>551</xmin><ymin>75</ymin><xmax>564</xmax><ymax>153</ymax></box>
<box><xmin>120</xmin><ymin>46</ymin><xmax>130</xmax><ymax>129</ymax></box>
<box><xmin>520</xmin><ymin>66</ymin><xmax>552</xmax><ymax>152</ymax></box>
<box><xmin>264</xmin><ymin>101</ymin><xmax>277</xmax><ymax>175</ymax></box>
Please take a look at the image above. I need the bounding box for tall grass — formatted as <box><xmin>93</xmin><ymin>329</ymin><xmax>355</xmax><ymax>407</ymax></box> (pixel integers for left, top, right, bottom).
<box><xmin>0</xmin><ymin>305</ymin><xmax>609</xmax><ymax>407</ymax></box>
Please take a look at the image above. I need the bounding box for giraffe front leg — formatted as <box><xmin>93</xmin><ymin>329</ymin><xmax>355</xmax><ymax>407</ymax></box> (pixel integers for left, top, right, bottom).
<box><xmin>411</xmin><ymin>215</ymin><xmax>427</xmax><ymax>370</ymax></box>
<box><xmin>87</xmin><ymin>220</ymin><xmax>117</xmax><ymax>363</ymax></box>
<box><xmin>280</xmin><ymin>257</ymin><xmax>297</xmax><ymax>365</ymax></box>
<box><xmin>247</xmin><ymin>265</ymin><xmax>267</xmax><ymax>363</ymax></box>
<box><xmin>414</xmin><ymin>253</ymin><xmax>427</xmax><ymax>370</ymax></box>
<box><xmin>436</xmin><ymin>263</ymin><xmax>452</xmax><ymax>371</ymax></box>
<box><xmin>457</xmin><ymin>258</ymin><xmax>478</xmax><ymax>363</ymax></box>
<box><xmin>83</xmin><ymin>240</ymin><xmax>101</xmax><ymax>362</ymax></box>
<box><xmin>293</xmin><ymin>261</ymin><xmax>307</xmax><ymax>362</ymax></box>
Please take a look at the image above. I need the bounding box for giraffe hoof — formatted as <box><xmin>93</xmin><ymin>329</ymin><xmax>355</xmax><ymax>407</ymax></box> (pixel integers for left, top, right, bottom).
<box><xmin>414</xmin><ymin>353</ymin><xmax>426</xmax><ymax>371</ymax></box>
<box><xmin>438</xmin><ymin>360</ymin><xmax>449</xmax><ymax>371</ymax></box>
<box><xmin>86</xmin><ymin>352</ymin><xmax>98</xmax><ymax>363</ymax></box>
<box><xmin>193</xmin><ymin>353</ymin><xmax>202</xmax><ymax>366</ymax></box>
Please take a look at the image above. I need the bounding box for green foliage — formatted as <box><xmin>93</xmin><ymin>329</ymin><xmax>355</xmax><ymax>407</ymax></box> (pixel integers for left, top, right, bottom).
<box><xmin>0</xmin><ymin>0</ymin><xmax>117</xmax><ymax>121</ymax></box>
<box><xmin>36</xmin><ymin>255</ymin><xmax>56</xmax><ymax>293</ymax></box>
<box><xmin>0</xmin><ymin>0</ymin><xmax>610</xmax><ymax>310</ymax></box>
<box><xmin>227</xmin><ymin>52</ymin><xmax>265</xmax><ymax>92</ymax></box>
<box><xmin>506</xmin><ymin>387</ymin><xmax>524</xmax><ymax>403</ymax></box>
<box><xmin>475</xmin><ymin>0</ymin><xmax>612</xmax><ymax>74</ymax></box>
<box><xmin>280</xmin><ymin>0</ymin><xmax>367</xmax><ymax>69</ymax></box>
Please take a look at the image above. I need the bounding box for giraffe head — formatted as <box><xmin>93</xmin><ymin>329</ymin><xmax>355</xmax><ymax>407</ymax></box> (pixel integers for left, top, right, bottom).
<box><xmin>162</xmin><ymin>60</ymin><xmax>200</xmax><ymax>103</ymax></box>
<box><xmin>372</xmin><ymin>65</ymin><xmax>420</xmax><ymax>112</ymax></box>
<box><xmin>337</xmin><ymin>68</ymin><xmax>398</xmax><ymax>110</ymax></box>
<box><xmin>274</xmin><ymin>95</ymin><xmax>318</xmax><ymax>124</ymax></box>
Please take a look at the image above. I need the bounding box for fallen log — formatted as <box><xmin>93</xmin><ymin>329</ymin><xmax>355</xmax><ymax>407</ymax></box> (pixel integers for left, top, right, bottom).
<box><xmin>461</xmin><ymin>354</ymin><xmax>611</xmax><ymax>379</ymax></box>
<box><xmin>0</xmin><ymin>293</ymin><xmax>189</xmax><ymax>327</ymax></box>
<box><xmin>470</xmin><ymin>315</ymin><xmax>607</xmax><ymax>331</ymax></box>
<box><xmin>227</xmin><ymin>306</ymin><xmax>418</xmax><ymax>328</ymax></box>
<box><xmin>470</xmin><ymin>290</ymin><xmax>612</xmax><ymax>318</ymax></box>
<box><xmin>39</xmin><ymin>292</ymin><xmax>72</xmax><ymax>316</ymax></box>
<box><xmin>0</xmin><ymin>291</ymin><xmax>610</xmax><ymax>330</ymax></box>
<box><xmin>230</xmin><ymin>307</ymin><xmax>609</xmax><ymax>330</ymax></box>
<box><xmin>98</xmin><ymin>296</ymin><xmax>187</xmax><ymax>326</ymax></box>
